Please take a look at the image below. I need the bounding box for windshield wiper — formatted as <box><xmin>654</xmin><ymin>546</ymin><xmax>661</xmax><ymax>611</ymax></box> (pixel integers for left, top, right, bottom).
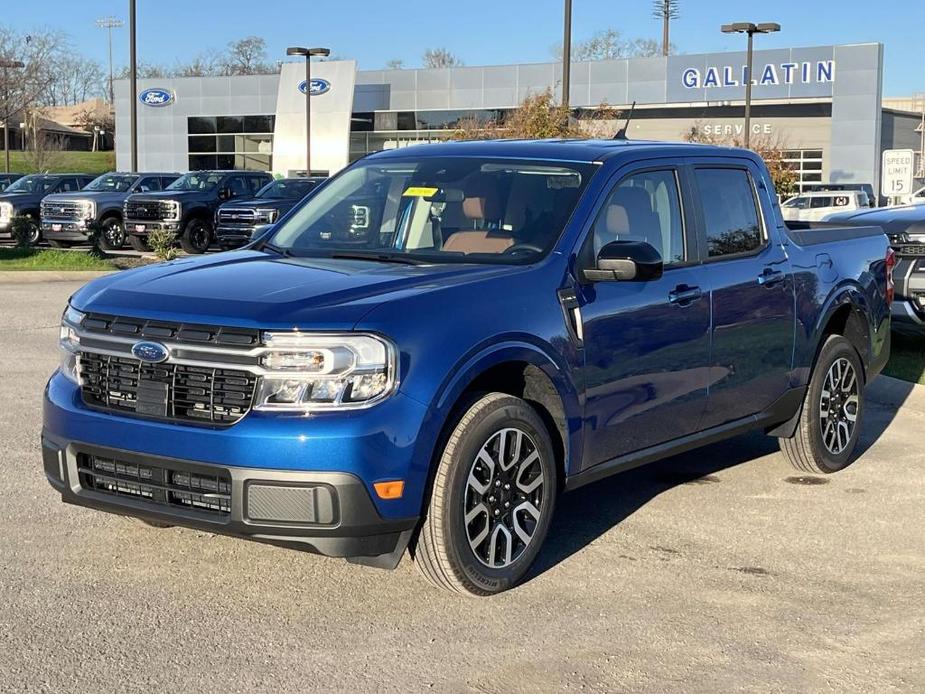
<box><xmin>261</xmin><ymin>242</ymin><xmax>293</xmax><ymax>257</ymax></box>
<box><xmin>329</xmin><ymin>251</ymin><xmax>426</xmax><ymax>265</ymax></box>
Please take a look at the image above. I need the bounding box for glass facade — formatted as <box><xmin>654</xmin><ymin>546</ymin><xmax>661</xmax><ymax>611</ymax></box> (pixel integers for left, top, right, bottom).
<box><xmin>187</xmin><ymin>116</ymin><xmax>275</xmax><ymax>171</ymax></box>
<box><xmin>782</xmin><ymin>149</ymin><xmax>825</xmax><ymax>192</ymax></box>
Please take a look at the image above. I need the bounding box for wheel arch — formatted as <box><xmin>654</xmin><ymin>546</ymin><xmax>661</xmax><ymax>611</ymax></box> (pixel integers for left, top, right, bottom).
<box><xmin>812</xmin><ymin>284</ymin><xmax>873</xmax><ymax>378</ymax></box>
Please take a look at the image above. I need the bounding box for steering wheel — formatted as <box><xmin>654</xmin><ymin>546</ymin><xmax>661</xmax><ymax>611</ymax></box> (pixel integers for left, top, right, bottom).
<box><xmin>503</xmin><ymin>242</ymin><xmax>544</xmax><ymax>257</ymax></box>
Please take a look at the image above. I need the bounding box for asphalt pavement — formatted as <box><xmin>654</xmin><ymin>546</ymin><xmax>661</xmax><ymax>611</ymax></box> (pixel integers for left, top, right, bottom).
<box><xmin>0</xmin><ymin>278</ymin><xmax>923</xmax><ymax>693</ymax></box>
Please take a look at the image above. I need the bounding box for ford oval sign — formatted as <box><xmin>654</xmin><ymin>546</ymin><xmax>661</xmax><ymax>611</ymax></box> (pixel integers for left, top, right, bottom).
<box><xmin>138</xmin><ymin>88</ymin><xmax>175</xmax><ymax>107</ymax></box>
<box><xmin>131</xmin><ymin>341</ymin><xmax>170</xmax><ymax>363</ymax></box>
<box><xmin>298</xmin><ymin>78</ymin><xmax>331</xmax><ymax>96</ymax></box>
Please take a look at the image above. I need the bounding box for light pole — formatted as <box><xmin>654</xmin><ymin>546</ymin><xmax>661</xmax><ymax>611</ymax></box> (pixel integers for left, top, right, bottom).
<box><xmin>286</xmin><ymin>46</ymin><xmax>331</xmax><ymax>176</ymax></box>
<box><xmin>96</xmin><ymin>16</ymin><xmax>124</xmax><ymax>105</ymax></box>
<box><xmin>721</xmin><ymin>22</ymin><xmax>780</xmax><ymax>148</ymax></box>
<box><xmin>562</xmin><ymin>0</ymin><xmax>572</xmax><ymax>110</ymax></box>
<box><xmin>129</xmin><ymin>0</ymin><xmax>138</xmax><ymax>172</ymax></box>
<box><xmin>19</xmin><ymin>121</ymin><xmax>26</xmax><ymax>151</ymax></box>
<box><xmin>0</xmin><ymin>59</ymin><xmax>25</xmax><ymax>174</ymax></box>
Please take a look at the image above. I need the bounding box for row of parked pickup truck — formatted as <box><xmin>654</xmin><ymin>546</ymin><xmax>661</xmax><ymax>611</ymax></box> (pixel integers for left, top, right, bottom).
<box><xmin>0</xmin><ymin>170</ymin><xmax>323</xmax><ymax>253</ymax></box>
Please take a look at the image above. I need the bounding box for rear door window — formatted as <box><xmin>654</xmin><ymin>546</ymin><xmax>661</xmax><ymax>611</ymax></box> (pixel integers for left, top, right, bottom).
<box><xmin>810</xmin><ymin>196</ymin><xmax>834</xmax><ymax>209</ymax></box>
<box><xmin>693</xmin><ymin>168</ymin><xmax>763</xmax><ymax>258</ymax></box>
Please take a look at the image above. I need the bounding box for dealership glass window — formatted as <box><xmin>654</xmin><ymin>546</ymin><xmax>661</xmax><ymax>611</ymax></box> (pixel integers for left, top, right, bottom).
<box><xmin>187</xmin><ymin>115</ymin><xmax>275</xmax><ymax>171</ymax></box>
<box><xmin>783</xmin><ymin>149</ymin><xmax>826</xmax><ymax>193</ymax></box>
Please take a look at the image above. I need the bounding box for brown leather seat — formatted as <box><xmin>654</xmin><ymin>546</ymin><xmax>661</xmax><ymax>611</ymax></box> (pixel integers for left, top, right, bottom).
<box><xmin>443</xmin><ymin>193</ymin><xmax>514</xmax><ymax>254</ymax></box>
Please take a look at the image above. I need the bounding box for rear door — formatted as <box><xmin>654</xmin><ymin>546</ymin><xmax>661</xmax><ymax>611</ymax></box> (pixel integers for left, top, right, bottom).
<box><xmin>690</xmin><ymin>161</ymin><xmax>796</xmax><ymax>428</ymax></box>
<box><xmin>576</xmin><ymin>161</ymin><xmax>712</xmax><ymax>468</ymax></box>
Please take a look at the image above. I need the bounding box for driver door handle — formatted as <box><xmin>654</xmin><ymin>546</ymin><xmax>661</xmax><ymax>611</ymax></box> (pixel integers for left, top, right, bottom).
<box><xmin>758</xmin><ymin>267</ymin><xmax>785</xmax><ymax>287</ymax></box>
<box><xmin>668</xmin><ymin>284</ymin><xmax>703</xmax><ymax>306</ymax></box>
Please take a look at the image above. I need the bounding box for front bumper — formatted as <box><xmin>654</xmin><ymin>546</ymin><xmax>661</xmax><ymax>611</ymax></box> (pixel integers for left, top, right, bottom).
<box><xmin>42</xmin><ymin>432</ymin><xmax>416</xmax><ymax>565</ymax></box>
<box><xmin>42</xmin><ymin>220</ymin><xmax>92</xmax><ymax>241</ymax></box>
<box><xmin>43</xmin><ymin>372</ymin><xmax>431</xmax><ymax>567</ymax></box>
<box><xmin>215</xmin><ymin>225</ymin><xmax>257</xmax><ymax>247</ymax></box>
<box><xmin>125</xmin><ymin>220</ymin><xmax>180</xmax><ymax>236</ymax></box>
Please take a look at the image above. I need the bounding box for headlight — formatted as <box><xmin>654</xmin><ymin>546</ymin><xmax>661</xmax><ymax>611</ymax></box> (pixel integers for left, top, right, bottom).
<box><xmin>254</xmin><ymin>332</ymin><xmax>397</xmax><ymax>411</ymax></box>
<box><xmin>58</xmin><ymin>306</ymin><xmax>85</xmax><ymax>384</ymax></box>
<box><xmin>165</xmin><ymin>200</ymin><xmax>181</xmax><ymax>221</ymax></box>
<box><xmin>0</xmin><ymin>201</ymin><xmax>13</xmax><ymax>222</ymax></box>
<box><xmin>254</xmin><ymin>208</ymin><xmax>279</xmax><ymax>224</ymax></box>
<box><xmin>77</xmin><ymin>199</ymin><xmax>96</xmax><ymax>219</ymax></box>
<box><xmin>908</xmin><ymin>233</ymin><xmax>925</xmax><ymax>243</ymax></box>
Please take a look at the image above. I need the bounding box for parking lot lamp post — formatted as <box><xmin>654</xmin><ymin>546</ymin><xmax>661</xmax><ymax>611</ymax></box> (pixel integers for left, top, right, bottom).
<box><xmin>286</xmin><ymin>46</ymin><xmax>331</xmax><ymax>177</ymax></box>
<box><xmin>129</xmin><ymin>0</ymin><xmax>138</xmax><ymax>172</ymax></box>
<box><xmin>0</xmin><ymin>60</ymin><xmax>25</xmax><ymax>174</ymax></box>
<box><xmin>720</xmin><ymin>22</ymin><xmax>780</xmax><ymax>148</ymax></box>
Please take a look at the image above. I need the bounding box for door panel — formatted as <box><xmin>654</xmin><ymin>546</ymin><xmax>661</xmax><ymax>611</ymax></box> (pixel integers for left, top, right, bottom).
<box><xmin>579</xmin><ymin>268</ymin><xmax>712</xmax><ymax>467</ymax></box>
<box><xmin>691</xmin><ymin>164</ymin><xmax>796</xmax><ymax>427</ymax></box>
<box><xmin>575</xmin><ymin>165</ymin><xmax>711</xmax><ymax>469</ymax></box>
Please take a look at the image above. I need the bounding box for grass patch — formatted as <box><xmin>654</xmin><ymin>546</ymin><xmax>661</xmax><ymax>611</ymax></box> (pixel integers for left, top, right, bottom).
<box><xmin>5</xmin><ymin>151</ymin><xmax>115</xmax><ymax>175</ymax></box>
<box><xmin>884</xmin><ymin>334</ymin><xmax>925</xmax><ymax>385</ymax></box>
<box><xmin>0</xmin><ymin>248</ymin><xmax>116</xmax><ymax>271</ymax></box>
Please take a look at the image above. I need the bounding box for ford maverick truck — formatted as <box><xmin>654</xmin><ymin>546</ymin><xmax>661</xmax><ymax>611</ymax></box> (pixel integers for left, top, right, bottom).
<box><xmin>123</xmin><ymin>170</ymin><xmax>272</xmax><ymax>254</ymax></box>
<box><xmin>43</xmin><ymin>140</ymin><xmax>892</xmax><ymax>595</ymax></box>
<box><xmin>41</xmin><ymin>172</ymin><xmax>180</xmax><ymax>250</ymax></box>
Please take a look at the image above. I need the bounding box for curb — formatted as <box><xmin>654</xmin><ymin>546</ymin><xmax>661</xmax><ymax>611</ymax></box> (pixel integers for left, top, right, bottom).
<box><xmin>0</xmin><ymin>271</ymin><xmax>116</xmax><ymax>283</ymax></box>
<box><xmin>868</xmin><ymin>374</ymin><xmax>925</xmax><ymax>416</ymax></box>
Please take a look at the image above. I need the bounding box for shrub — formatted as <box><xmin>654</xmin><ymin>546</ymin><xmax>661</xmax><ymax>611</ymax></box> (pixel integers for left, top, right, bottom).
<box><xmin>147</xmin><ymin>228</ymin><xmax>180</xmax><ymax>261</ymax></box>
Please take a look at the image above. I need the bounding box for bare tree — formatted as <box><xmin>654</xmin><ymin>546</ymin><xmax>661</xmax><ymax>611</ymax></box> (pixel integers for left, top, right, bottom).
<box><xmin>115</xmin><ymin>62</ymin><xmax>170</xmax><ymax>79</ymax></box>
<box><xmin>21</xmin><ymin>117</ymin><xmax>67</xmax><ymax>172</ymax></box>
<box><xmin>553</xmin><ymin>28</ymin><xmax>671</xmax><ymax>61</ymax></box>
<box><xmin>174</xmin><ymin>50</ymin><xmax>222</xmax><ymax>77</ymax></box>
<box><xmin>44</xmin><ymin>55</ymin><xmax>106</xmax><ymax>106</ymax></box>
<box><xmin>221</xmin><ymin>36</ymin><xmax>273</xmax><ymax>75</ymax></box>
<box><xmin>385</xmin><ymin>58</ymin><xmax>404</xmax><ymax>70</ymax></box>
<box><xmin>0</xmin><ymin>26</ymin><xmax>67</xmax><ymax>126</ymax></box>
<box><xmin>423</xmin><ymin>48</ymin><xmax>463</xmax><ymax>69</ymax></box>
<box><xmin>652</xmin><ymin>0</ymin><xmax>680</xmax><ymax>57</ymax></box>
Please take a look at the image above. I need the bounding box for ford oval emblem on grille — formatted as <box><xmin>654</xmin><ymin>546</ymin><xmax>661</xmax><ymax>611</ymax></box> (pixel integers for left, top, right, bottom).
<box><xmin>131</xmin><ymin>341</ymin><xmax>169</xmax><ymax>363</ymax></box>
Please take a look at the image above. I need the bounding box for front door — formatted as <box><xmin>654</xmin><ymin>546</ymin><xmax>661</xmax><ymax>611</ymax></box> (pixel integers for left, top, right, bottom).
<box><xmin>689</xmin><ymin>164</ymin><xmax>796</xmax><ymax>428</ymax></box>
<box><xmin>576</xmin><ymin>166</ymin><xmax>711</xmax><ymax>470</ymax></box>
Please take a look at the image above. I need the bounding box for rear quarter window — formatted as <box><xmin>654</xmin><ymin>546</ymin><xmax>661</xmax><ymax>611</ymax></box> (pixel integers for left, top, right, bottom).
<box><xmin>694</xmin><ymin>168</ymin><xmax>763</xmax><ymax>258</ymax></box>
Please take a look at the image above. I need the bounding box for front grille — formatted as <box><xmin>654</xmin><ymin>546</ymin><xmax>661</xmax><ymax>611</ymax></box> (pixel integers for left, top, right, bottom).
<box><xmin>79</xmin><ymin>353</ymin><xmax>258</xmax><ymax>425</ymax></box>
<box><xmin>124</xmin><ymin>199</ymin><xmax>175</xmax><ymax>221</ymax></box>
<box><xmin>77</xmin><ymin>453</ymin><xmax>231</xmax><ymax>516</ymax></box>
<box><xmin>895</xmin><ymin>244</ymin><xmax>925</xmax><ymax>257</ymax></box>
<box><xmin>41</xmin><ymin>200</ymin><xmax>84</xmax><ymax>221</ymax></box>
<box><xmin>218</xmin><ymin>208</ymin><xmax>257</xmax><ymax>227</ymax></box>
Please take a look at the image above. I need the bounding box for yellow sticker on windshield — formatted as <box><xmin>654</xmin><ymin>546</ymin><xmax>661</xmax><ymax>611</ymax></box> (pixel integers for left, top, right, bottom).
<box><xmin>402</xmin><ymin>186</ymin><xmax>438</xmax><ymax>197</ymax></box>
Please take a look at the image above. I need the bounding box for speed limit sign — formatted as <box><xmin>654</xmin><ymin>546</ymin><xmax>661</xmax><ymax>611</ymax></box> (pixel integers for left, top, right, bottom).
<box><xmin>881</xmin><ymin>149</ymin><xmax>915</xmax><ymax>198</ymax></box>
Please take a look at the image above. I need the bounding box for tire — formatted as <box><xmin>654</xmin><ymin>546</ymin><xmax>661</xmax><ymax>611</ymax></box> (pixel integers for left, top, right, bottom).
<box><xmin>180</xmin><ymin>217</ymin><xmax>213</xmax><ymax>254</ymax></box>
<box><xmin>24</xmin><ymin>214</ymin><xmax>40</xmax><ymax>245</ymax></box>
<box><xmin>97</xmin><ymin>217</ymin><xmax>126</xmax><ymax>251</ymax></box>
<box><xmin>780</xmin><ymin>335</ymin><xmax>865</xmax><ymax>474</ymax></box>
<box><xmin>47</xmin><ymin>239</ymin><xmax>76</xmax><ymax>248</ymax></box>
<box><xmin>413</xmin><ymin>393</ymin><xmax>557</xmax><ymax>596</ymax></box>
<box><xmin>128</xmin><ymin>235</ymin><xmax>151</xmax><ymax>252</ymax></box>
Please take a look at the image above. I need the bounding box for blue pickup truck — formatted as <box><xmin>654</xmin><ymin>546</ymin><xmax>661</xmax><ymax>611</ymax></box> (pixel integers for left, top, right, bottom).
<box><xmin>43</xmin><ymin>140</ymin><xmax>893</xmax><ymax>595</ymax></box>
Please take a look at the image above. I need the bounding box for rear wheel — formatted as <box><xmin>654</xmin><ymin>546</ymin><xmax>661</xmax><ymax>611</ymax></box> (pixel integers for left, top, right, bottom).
<box><xmin>180</xmin><ymin>217</ymin><xmax>212</xmax><ymax>254</ymax></box>
<box><xmin>780</xmin><ymin>335</ymin><xmax>865</xmax><ymax>473</ymax></box>
<box><xmin>413</xmin><ymin>393</ymin><xmax>557</xmax><ymax>596</ymax></box>
<box><xmin>97</xmin><ymin>217</ymin><xmax>126</xmax><ymax>251</ymax></box>
<box><xmin>128</xmin><ymin>235</ymin><xmax>151</xmax><ymax>252</ymax></box>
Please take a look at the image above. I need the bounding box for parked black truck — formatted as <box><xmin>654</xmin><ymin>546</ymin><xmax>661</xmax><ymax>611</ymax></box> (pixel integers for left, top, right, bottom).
<box><xmin>215</xmin><ymin>177</ymin><xmax>324</xmax><ymax>249</ymax></box>
<box><xmin>124</xmin><ymin>170</ymin><xmax>273</xmax><ymax>253</ymax></box>
<box><xmin>0</xmin><ymin>174</ymin><xmax>95</xmax><ymax>245</ymax></box>
<box><xmin>41</xmin><ymin>172</ymin><xmax>180</xmax><ymax>250</ymax></box>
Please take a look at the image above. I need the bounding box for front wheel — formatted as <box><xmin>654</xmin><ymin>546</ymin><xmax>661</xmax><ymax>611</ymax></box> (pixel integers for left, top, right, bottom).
<box><xmin>413</xmin><ymin>393</ymin><xmax>557</xmax><ymax>596</ymax></box>
<box><xmin>97</xmin><ymin>217</ymin><xmax>126</xmax><ymax>251</ymax></box>
<box><xmin>180</xmin><ymin>218</ymin><xmax>212</xmax><ymax>254</ymax></box>
<box><xmin>780</xmin><ymin>335</ymin><xmax>865</xmax><ymax>473</ymax></box>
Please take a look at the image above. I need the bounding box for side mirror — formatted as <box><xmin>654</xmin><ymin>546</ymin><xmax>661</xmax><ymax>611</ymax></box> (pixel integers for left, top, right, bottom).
<box><xmin>583</xmin><ymin>240</ymin><xmax>663</xmax><ymax>282</ymax></box>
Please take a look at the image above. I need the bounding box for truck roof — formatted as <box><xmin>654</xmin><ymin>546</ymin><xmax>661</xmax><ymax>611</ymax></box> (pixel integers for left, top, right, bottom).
<box><xmin>365</xmin><ymin>138</ymin><xmax>747</xmax><ymax>164</ymax></box>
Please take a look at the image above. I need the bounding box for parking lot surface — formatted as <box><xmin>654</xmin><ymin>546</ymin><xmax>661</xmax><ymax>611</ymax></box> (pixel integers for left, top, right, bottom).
<box><xmin>1</xmin><ymin>278</ymin><xmax>923</xmax><ymax>693</ymax></box>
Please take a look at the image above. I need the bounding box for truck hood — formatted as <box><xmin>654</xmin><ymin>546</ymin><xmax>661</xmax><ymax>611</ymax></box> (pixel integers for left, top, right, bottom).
<box><xmin>218</xmin><ymin>198</ymin><xmax>295</xmax><ymax>211</ymax></box>
<box><xmin>70</xmin><ymin>249</ymin><xmax>516</xmax><ymax>330</ymax></box>
<box><xmin>129</xmin><ymin>190</ymin><xmax>219</xmax><ymax>203</ymax></box>
<box><xmin>0</xmin><ymin>191</ymin><xmax>40</xmax><ymax>205</ymax></box>
<box><xmin>44</xmin><ymin>191</ymin><xmax>124</xmax><ymax>204</ymax></box>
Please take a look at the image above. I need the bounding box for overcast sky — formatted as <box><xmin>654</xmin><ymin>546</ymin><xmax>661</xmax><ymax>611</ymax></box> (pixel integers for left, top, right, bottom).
<box><xmin>7</xmin><ymin>0</ymin><xmax>922</xmax><ymax>96</ymax></box>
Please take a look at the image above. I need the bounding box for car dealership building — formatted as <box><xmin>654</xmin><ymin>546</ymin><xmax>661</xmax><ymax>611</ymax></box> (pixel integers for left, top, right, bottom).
<box><xmin>114</xmin><ymin>42</ymin><xmax>921</xmax><ymax>195</ymax></box>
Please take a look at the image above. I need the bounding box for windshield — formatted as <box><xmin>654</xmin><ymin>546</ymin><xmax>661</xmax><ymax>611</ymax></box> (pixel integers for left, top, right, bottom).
<box><xmin>268</xmin><ymin>157</ymin><xmax>596</xmax><ymax>264</ymax></box>
<box><xmin>257</xmin><ymin>179</ymin><xmax>317</xmax><ymax>200</ymax></box>
<box><xmin>166</xmin><ymin>172</ymin><xmax>223</xmax><ymax>191</ymax></box>
<box><xmin>5</xmin><ymin>175</ymin><xmax>52</xmax><ymax>193</ymax></box>
<box><xmin>85</xmin><ymin>174</ymin><xmax>137</xmax><ymax>193</ymax></box>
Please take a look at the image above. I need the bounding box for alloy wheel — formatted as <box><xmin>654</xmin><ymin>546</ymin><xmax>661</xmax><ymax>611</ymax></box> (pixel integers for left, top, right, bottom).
<box><xmin>464</xmin><ymin>427</ymin><xmax>546</xmax><ymax>569</ymax></box>
<box><xmin>819</xmin><ymin>357</ymin><xmax>860</xmax><ymax>455</ymax></box>
<box><xmin>104</xmin><ymin>219</ymin><xmax>125</xmax><ymax>248</ymax></box>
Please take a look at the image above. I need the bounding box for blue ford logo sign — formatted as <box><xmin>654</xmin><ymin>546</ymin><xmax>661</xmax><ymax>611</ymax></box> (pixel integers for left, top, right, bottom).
<box><xmin>138</xmin><ymin>88</ymin><xmax>175</xmax><ymax>107</ymax></box>
<box><xmin>298</xmin><ymin>78</ymin><xmax>331</xmax><ymax>96</ymax></box>
<box><xmin>131</xmin><ymin>341</ymin><xmax>170</xmax><ymax>363</ymax></box>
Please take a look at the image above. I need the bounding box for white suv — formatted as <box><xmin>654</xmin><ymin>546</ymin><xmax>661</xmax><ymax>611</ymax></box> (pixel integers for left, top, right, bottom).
<box><xmin>781</xmin><ymin>190</ymin><xmax>870</xmax><ymax>222</ymax></box>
